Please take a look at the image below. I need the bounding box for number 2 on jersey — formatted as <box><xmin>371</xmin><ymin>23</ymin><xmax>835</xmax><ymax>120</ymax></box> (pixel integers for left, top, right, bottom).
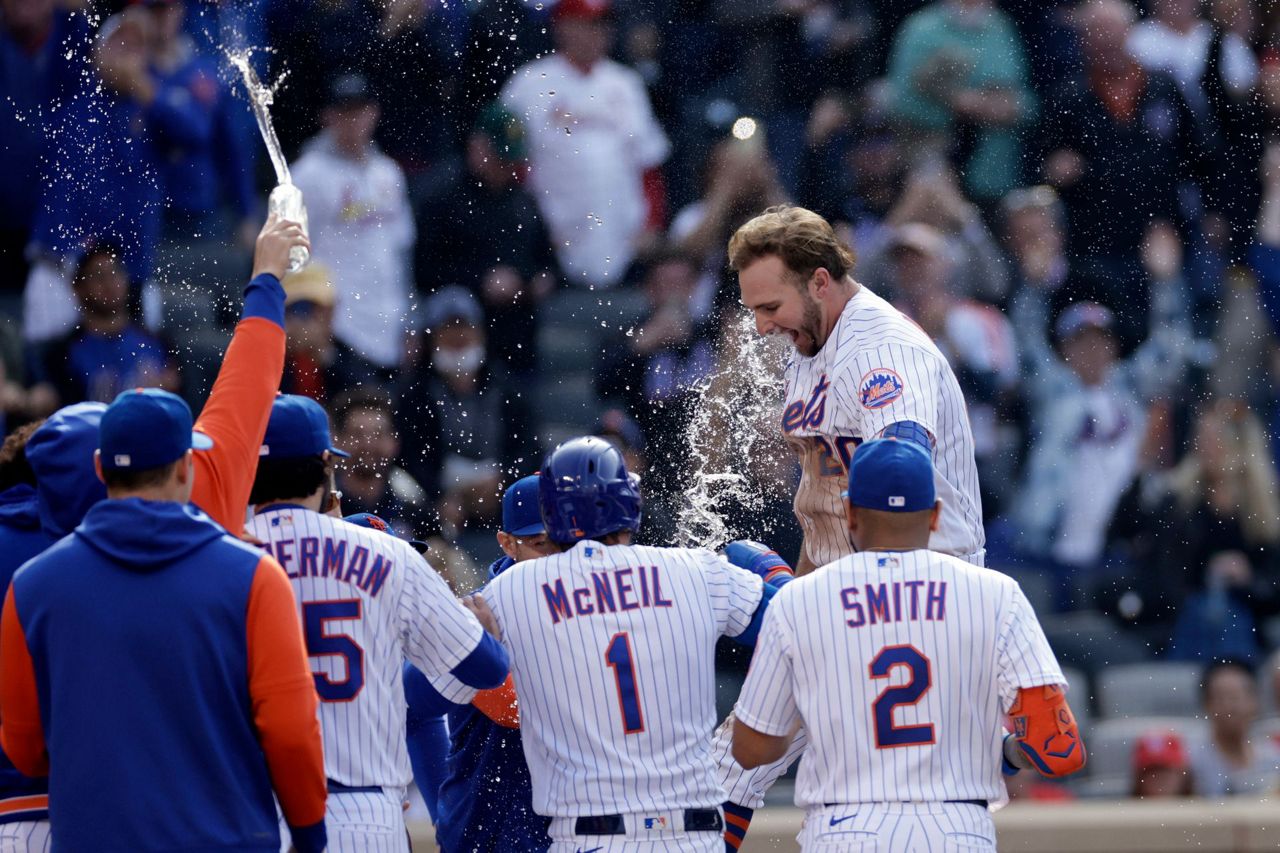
<box><xmin>605</xmin><ymin>632</ymin><xmax>645</xmax><ymax>734</ymax></box>
<box><xmin>869</xmin><ymin>645</ymin><xmax>935</xmax><ymax>748</ymax></box>
<box><xmin>303</xmin><ymin>599</ymin><xmax>365</xmax><ymax>702</ymax></box>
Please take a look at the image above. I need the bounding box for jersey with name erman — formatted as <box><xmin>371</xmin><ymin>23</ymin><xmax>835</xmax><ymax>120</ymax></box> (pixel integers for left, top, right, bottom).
<box><xmin>482</xmin><ymin>541</ymin><xmax>763</xmax><ymax>817</ymax></box>
<box><xmin>249</xmin><ymin>507</ymin><xmax>484</xmax><ymax>789</ymax></box>
<box><xmin>781</xmin><ymin>285</ymin><xmax>984</xmax><ymax>566</ymax></box>
<box><xmin>735</xmin><ymin>550</ymin><xmax>1064</xmax><ymax>807</ymax></box>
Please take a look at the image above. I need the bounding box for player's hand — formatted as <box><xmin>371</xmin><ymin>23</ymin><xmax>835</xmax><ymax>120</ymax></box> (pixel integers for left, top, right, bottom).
<box><xmin>252</xmin><ymin>212</ymin><xmax>310</xmax><ymax>281</ymax></box>
<box><xmin>724</xmin><ymin>540</ymin><xmax>794</xmax><ymax>584</ymax></box>
<box><xmin>462</xmin><ymin>593</ymin><xmax>501</xmax><ymax>639</ymax></box>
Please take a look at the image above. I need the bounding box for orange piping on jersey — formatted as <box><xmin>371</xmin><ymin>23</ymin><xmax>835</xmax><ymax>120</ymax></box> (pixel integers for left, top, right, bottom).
<box><xmin>193</xmin><ymin>316</ymin><xmax>286</xmax><ymax>536</ymax></box>
<box><xmin>246</xmin><ymin>556</ymin><xmax>326</xmax><ymax>826</ymax></box>
<box><xmin>0</xmin><ymin>794</ymin><xmax>48</xmax><ymax>814</ymax></box>
<box><xmin>473</xmin><ymin>675</ymin><xmax>520</xmax><ymax>729</ymax></box>
<box><xmin>0</xmin><ymin>587</ymin><xmax>47</xmax><ymax>778</ymax></box>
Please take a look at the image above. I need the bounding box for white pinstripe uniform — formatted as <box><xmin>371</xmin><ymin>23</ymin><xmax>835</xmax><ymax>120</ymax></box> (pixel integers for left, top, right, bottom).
<box><xmin>782</xmin><ymin>284</ymin><xmax>984</xmax><ymax>569</ymax></box>
<box><xmin>482</xmin><ymin>541</ymin><xmax>764</xmax><ymax>852</ymax></box>
<box><xmin>713</xmin><ymin>284</ymin><xmax>988</xmax><ymax>809</ymax></box>
<box><xmin>0</xmin><ymin>822</ymin><xmax>49</xmax><ymax>853</ymax></box>
<box><xmin>736</xmin><ymin>550</ymin><xmax>1064</xmax><ymax>851</ymax></box>
<box><xmin>248</xmin><ymin>508</ymin><xmax>487</xmax><ymax>853</ymax></box>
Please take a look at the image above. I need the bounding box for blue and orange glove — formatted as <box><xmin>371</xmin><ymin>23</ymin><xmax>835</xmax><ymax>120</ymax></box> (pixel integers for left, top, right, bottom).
<box><xmin>724</xmin><ymin>540</ymin><xmax>794</xmax><ymax>586</ymax></box>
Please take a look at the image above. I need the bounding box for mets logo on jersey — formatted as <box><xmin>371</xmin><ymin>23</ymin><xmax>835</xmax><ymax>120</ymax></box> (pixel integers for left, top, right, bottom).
<box><xmin>859</xmin><ymin>369</ymin><xmax>904</xmax><ymax>409</ymax></box>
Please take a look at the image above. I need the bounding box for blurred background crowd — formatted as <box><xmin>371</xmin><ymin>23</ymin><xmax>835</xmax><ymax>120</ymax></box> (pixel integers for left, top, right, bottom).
<box><xmin>3</xmin><ymin>0</ymin><xmax>1280</xmax><ymax>803</ymax></box>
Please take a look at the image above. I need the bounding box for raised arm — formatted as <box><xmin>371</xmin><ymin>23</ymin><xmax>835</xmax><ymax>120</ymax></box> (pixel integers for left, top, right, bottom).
<box><xmin>191</xmin><ymin>215</ymin><xmax>308</xmax><ymax>535</ymax></box>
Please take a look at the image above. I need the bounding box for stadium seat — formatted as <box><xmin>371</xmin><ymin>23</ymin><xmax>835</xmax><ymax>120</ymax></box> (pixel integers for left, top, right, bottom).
<box><xmin>1075</xmin><ymin>716</ymin><xmax>1205</xmax><ymax>798</ymax></box>
<box><xmin>1060</xmin><ymin>666</ymin><xmax>1093</xmax><ymax>730</ymax></box>
<box><xmin>1096</xmin><ymin>662</ymin><xmax>1204</xmax><ymax>719</ymax></box>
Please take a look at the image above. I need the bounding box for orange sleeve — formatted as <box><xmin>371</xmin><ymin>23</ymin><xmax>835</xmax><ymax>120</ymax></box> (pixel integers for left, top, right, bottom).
<box><xmin>1009</xmin><ymin>684</ymin><xmax>1087</xmax><ymax>777</ymax></box>
<box><xmin>192</xmin><ymin>316</ymin><xmax>286</xmax><ymax>536</ymax></box>
<box><xmin>246</xmin><ymin>556</ymin><xmax>326</xmax><ymax>827</ymax></box>
<box><xmin>472</xmin><ymin>674</ymin><xmax>520</xmax><ymax>729</ymax></box>
<box><xmin>0</xmin><ymin>586</ymin><xmax>47</xmax><ymax>778</ymax></box>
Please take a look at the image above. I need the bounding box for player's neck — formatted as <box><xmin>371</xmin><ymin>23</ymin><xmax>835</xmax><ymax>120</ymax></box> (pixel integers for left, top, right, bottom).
<box><xmin>821</xmin><ymin>278</ymin><xmax>860</xmax><ymax>343</ymax></box>
<box><xmin>256</xmin><ymin>493</ymin><xmax>325</xmax><ymax>514</ymax></box>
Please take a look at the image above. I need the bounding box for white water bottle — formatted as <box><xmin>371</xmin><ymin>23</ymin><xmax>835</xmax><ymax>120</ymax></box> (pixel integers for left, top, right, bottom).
<box><xmin>267</xmin><ymin>183</ymin><xmax>310</xmax><ymax>272</ymax></box>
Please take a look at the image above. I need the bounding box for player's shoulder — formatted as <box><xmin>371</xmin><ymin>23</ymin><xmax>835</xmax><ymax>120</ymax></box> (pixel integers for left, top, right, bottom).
<box><xmin>928</xmin><ymin>552</ymin><xmax>1020</xmax><ymax>596</ymax></box>
<box><xmin>832</xmin><ymin>287</ymin><xmax>944</xmax><ymax>361</ymax></box>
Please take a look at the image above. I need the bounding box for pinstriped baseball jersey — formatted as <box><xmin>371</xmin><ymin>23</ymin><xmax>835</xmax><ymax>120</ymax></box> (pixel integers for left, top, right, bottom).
<box><xmin>248</xmin><ymin>507</ymin><xmax>485</xmax><ymax>788</ymax></box>
<box><xmin>734</xmin><ymin>550</ymin><xmax>1064</xmax><ymax>807</ymax></box>
<box><xmin>482</xmin><ymin>541</ymin><xmax>764</xmax><ymax>817</ymax></box>
<box><xmin>781</xmin><ymin>285</ymin><xmax>984</xmax><ymax>567</ymax></box>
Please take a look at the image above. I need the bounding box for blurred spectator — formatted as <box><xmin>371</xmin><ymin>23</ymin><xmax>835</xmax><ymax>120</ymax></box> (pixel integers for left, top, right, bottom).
<box><xmin>501</xmin><ymin>0</ymin><xmax>670</xmax><ymax>287</ymax></box>
<box><xmin>1252</xmin><ymin>142</ymin><xmax>1280</xmax><ymax>338</ymax></box>
<box><xmin>1039</xmin><ymin>0</ymin><xmax>1206</xmax><ymax>325</ymax></box>
<box><xmin>396</xmin><ymin>287</ymin><xmax>536</xmax><ymax>535</ymax></box>
<box><xmin>0</xmin><ymin>0</ymin><xmax>89</xmax><ymax>301</ymax></box>
<box><xmin>146</xmin><ymin>0</ymin><xmax>254</xmax><ymax>242</ymax></box>
<box><xmin>25</xmin><ymin>7</ymin><xmax>173</xmax><ymax>341</ymax></box>
<box><xmin>35</xmin><ymin>244</ymin><xmax>178</xmax><ymax>405</ymax></box>
<box><xmin>291</xmin><ymin>73</ymin><xmax>414</xmax><ymax>372</ymax></box>
<box><xmin>1009</xmin><ymin>224</ymin><xmax>1190</xmax><ymax>577</ymax></box>
<box><xmin>1127</xmin><ymin>0</ymin><xmax>1258</xmax><ymax>111</ymax></box>
<box><xmin>884</xmin><ymin>0</ymin><xmax>1036</xmax><ymax>203</ymax></box>
<box><xmin>331</xmin><ymin>388</ymin><xmax>428</xmax><ymax>532</ymax></box>
<box><xmin>886</xmin><ymin>223</ymin><xmax>1019</xmax><ymax>518</ymax></box>
<box><xmin>595</xmin><ymin>407</ymin><xmax>648</xmax><ymax>481</ymax></box>
<box><xmin>1189</xmin><ymin>660</ymin><xmax>1280</xmax><ymax>797</ymax></box>
<box><xmin>670</xmin><ymin>132</ymin><xmax>787</xmax><ymax>318</ymax></box>
<box><xmin>279</xmin><ymin>264</ymin><xmax>379</xmax><ymax>402</ymax></box>
<box><xmin>415</xmin><ymin>103</ymin><xmax>558</xmax><ymax>377</ymax></box>
<box><xmin>1002</xmin><ymin>185</ymin><xmax>1070</xmax><ymax>297</ymax></box>
<box><xmin>859</xmin><ymin>165</ymin><xmax>1010</xmax><ymax>304</ymax></box>
<box><xmin>1131</xmin><ymin>731</ymin><xmax>1194</xmax><ymax>798</ymax></box>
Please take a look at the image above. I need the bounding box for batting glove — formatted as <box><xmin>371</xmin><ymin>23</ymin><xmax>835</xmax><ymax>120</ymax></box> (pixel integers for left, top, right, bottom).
<box><xmin>724</xmin><ymin>540</ymin><xmax>794</xmax><ymax>585</ymax></box>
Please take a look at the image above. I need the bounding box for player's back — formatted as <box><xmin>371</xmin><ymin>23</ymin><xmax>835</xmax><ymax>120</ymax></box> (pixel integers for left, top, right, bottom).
<box><xmin>484</xmin><ymin>540</ymin><xmax>762</xmax><ymax>817</ymax></box>
<box><xmin>769</xmin><ymin>550</ymin><xmax>1060</xmax><ymax>806</ymax></box>
<box><xmin>249</xmin><ymin>507</ymin><xmax>473</xmax><ymax>787</ymax></box>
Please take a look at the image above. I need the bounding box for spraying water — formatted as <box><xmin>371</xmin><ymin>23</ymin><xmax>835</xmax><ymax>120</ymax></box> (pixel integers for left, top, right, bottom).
<box><xmin>674</xmin><ymin>309</ymin><xmax>791</xmax><ymax>551</ymax></box>
<box><xmin>227</xmin><ymin>49</ymin><xmax>310</xmax><ymax>272</ymax></box>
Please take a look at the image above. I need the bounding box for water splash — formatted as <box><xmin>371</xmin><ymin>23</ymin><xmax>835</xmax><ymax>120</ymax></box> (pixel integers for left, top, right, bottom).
<box><xmin>673</xmin><ymin>309</ymin><xmax>791</xmax><ymax>550</ymax></box>
<box><xmin>226</xmin><ymin>48</ymin><xmax>290</xmax><ymax>187</ymax></box>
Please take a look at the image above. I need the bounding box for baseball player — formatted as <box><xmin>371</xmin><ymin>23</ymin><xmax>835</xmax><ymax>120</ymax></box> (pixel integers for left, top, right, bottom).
<box><xmin>716</xmin><ymin>203</ymin><xmax>989</xmax><ymax>841</ymax></box>
<box><xmin>466</xmin><ymin>436</ymin><xmax>778</xmax><ymax>852</ymax></box>
<box><xmin>247</xmin><ymin>394</ymin><xmax>509</xmax><ymax>852</ymax></box>
<box><xmin>733</xmin><ymin>439</ymin><xmax>1085</xmax><ymax>851</ymax></box>
<box><xmin>402</xmin><ymin>474</ymin><xmax>558</xmax><ymax>852</ymax></box>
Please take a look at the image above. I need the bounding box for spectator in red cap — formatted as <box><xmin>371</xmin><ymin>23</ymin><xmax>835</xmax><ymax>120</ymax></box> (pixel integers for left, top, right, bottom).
<box><xmin>501</xmin><ymin>0</ymin><xmax>669</xmax><ymax>288</ymax></box>
<box><xmin>1132</xmin><ymin>731</ymin><xmax>1193</xmax><ymax>798</ymax></box>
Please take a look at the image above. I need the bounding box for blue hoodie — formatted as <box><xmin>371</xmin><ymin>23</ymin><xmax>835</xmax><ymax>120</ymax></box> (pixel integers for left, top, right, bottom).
<box><xmin>10</xmin><ymin>499</ymin><xmax>306</xmax><ymax>851</ymax></box>
<box><xmin>0</xmin><ymin>484</ymin><xmax>51</xmax><ymax>820</ymax></box>
<box><xmin>23</xmin><ymin>402</ymin><xmax>107</xmax><ymax>541</ymax></box>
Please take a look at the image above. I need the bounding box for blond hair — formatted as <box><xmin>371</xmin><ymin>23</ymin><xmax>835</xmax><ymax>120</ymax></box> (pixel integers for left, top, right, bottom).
<box><xmin>727</xmin><ymin>204</ymin><xmax>857</xmax><ymax>282</ymax></box>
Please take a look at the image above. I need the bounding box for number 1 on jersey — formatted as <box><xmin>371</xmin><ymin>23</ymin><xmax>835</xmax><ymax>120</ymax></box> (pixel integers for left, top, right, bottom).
<box><xmin>605</xmin><ymin>632</ymin><xmax>645</xmax><ymax>734</ymax></box>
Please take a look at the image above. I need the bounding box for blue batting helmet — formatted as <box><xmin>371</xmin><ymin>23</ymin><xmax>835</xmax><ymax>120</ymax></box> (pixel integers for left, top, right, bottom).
<box><xmin>538</xmin><ymin>436</ymin><xmax>642</xmax><ymax>545</ymax></box>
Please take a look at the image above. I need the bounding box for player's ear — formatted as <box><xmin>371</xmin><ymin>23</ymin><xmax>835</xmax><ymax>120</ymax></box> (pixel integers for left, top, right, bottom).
<box><xmin>496</xmin><ymin>531</ymin><xmax>517</xmax><ymax>560</ymax></box>
<box><xmin>93</xmin><ymin>450</ymin><xmax>105</xmax><ymax>485</ymax></box>
<box><xmin>810</xmin><ymin>267</ymin><xmax>830</xmax><ymax>296</ymax></box>
<box><xmin>845</xmin><ymin>499</ymin><xmax>858</xmax><ymax>535</ymax></box>
<box><xmin>929</xmin><ymin>499</ymin><xmax>942</xmax><ymax>533</ymax></box>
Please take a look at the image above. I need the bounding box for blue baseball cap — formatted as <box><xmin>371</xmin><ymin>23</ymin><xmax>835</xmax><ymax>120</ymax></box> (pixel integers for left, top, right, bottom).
<box><xmin>99</xmin><ymin>389</ymin><xmax>213</xmax><ymax>471</ymax></box>
<box><xmin>845</xmin><ymin>438</ymin><xmax>935</xmax><ymax>512</ymax></box>
<box><xmin>502</xmin><ymin>474</ymin><xmax>545</xmax><ymax>536</ymax></box>
<box><xmin>260</xmin><ymin>395</ymin><xmax>350</xmax><ymax>460</ymax></box>
<box><xmin>344</xmin><ymin>512</ymin><xmax>429</xmax><ymax>554</ymax></box>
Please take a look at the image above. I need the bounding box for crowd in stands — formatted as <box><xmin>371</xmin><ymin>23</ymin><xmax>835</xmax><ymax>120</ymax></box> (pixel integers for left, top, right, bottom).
<box><xmin>4</xmin><ymin>0</ymin><xmax>1280</xmax><ymax>800</ymax></box>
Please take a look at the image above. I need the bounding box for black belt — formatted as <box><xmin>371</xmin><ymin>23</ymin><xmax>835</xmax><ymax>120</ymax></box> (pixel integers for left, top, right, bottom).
<box><xmin>574</xmin><ymin>809</ymin><xmax>723</xmax><ymax>835</ymax></box>
<box><xmin>328</xmin><ymin>780</ymin><xmax>383</xmax><ymax>794</ymax></box>
<box><xmin>823</xmin><ymin>800</ymin><xmax>989</xmax><ymax>809</ymax></box>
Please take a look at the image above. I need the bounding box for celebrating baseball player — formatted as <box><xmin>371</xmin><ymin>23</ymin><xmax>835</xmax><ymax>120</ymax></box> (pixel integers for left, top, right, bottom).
<box><xmin>465</xmin><ymin>436</ymin><xmax>780</xmax><ymax>852</ymax></box>
<box><xmin>247</xmin><ymin>394</ymin><xmax>509</xmax><ymax>852</ymax></box>
<box><xmin>715</xmin><ymin>203</ymin><xmax>990</xmax><ymax>839</ymax></box>
<box><xmin>732</xmin><ymin>438</ymin><xmax>1085</xmax><ymax>850</ymax></box>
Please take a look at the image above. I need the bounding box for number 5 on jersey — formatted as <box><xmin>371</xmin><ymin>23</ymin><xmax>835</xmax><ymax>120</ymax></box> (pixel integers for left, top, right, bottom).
<box><xmin>304</xmin><ymin>599</ymin><xmax>365</xmax><ymax>702</ymax></box>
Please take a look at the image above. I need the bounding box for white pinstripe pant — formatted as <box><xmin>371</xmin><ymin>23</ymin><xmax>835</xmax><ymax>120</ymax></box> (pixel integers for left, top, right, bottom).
<box><xmin>716</xmin><ymin>548</ymin><xmax>987</xmax><ymax>808</ymax></box>
<box><xmin>280</xmin><ymin>789</ymin><xmax>409</xmax><ymax>853</ymax></box>
<box><xmin>798</xmin><ymin>803</ymin><xmax>995</xmax><ymax>852</ymax></box>
<box><xmin>0</xmin><ymin>821</ymin><xmax>50</xmax><ymax>853</ymax></box>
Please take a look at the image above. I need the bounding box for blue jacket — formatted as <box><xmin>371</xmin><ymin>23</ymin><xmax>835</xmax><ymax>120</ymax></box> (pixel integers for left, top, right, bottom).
<box><xmin>8</xmin><ymin>499</ymin><xmax>314</xmax><ymax>851</ymax></box>
<box><xmin>405</xmin><ymin>555</ymin><xmax>551</xmax><ymax>853</ymax></box>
